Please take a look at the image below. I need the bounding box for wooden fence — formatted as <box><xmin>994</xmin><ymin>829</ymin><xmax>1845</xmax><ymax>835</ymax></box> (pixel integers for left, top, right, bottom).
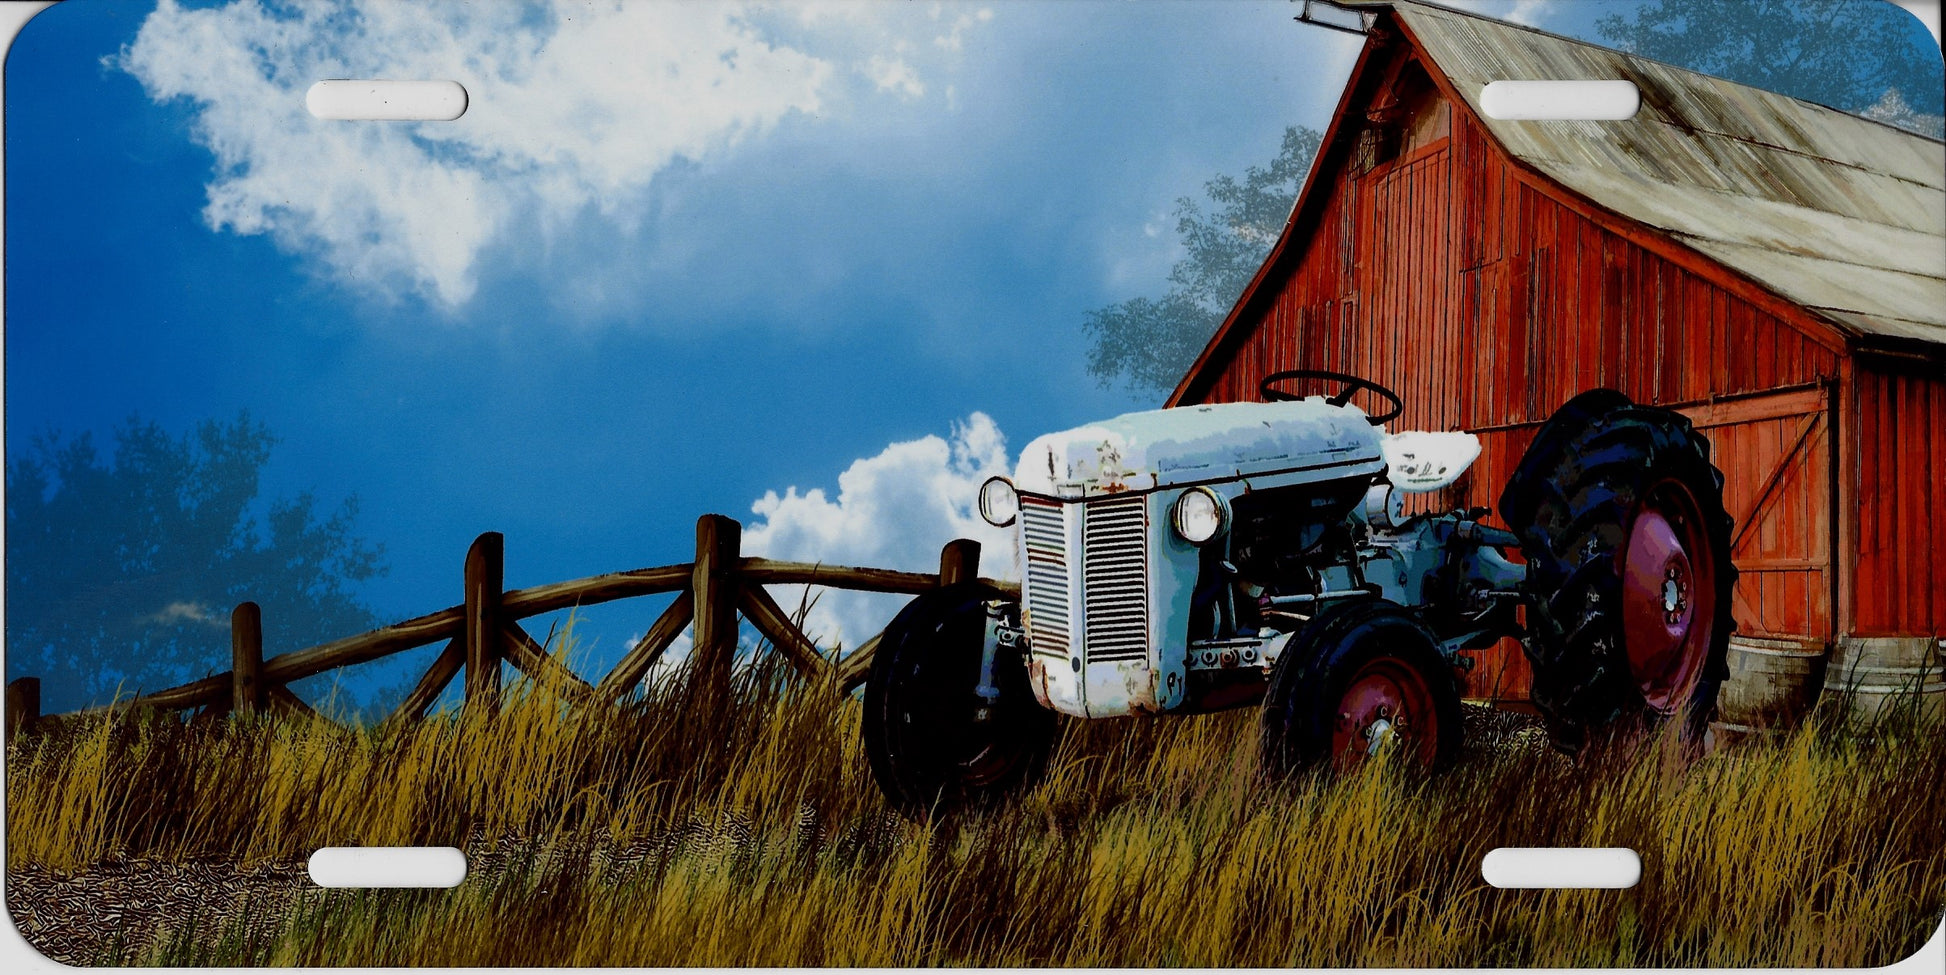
<box><xmin>3</xmin><ymin>513</ymin><xmax>1016</xmax><ymax>737</ymax></box>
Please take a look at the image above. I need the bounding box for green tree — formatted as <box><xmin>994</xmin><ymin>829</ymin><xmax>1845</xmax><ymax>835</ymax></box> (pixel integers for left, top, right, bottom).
<box><xmin>1595</xmin><ymin>0</ymin><xmax>1945</xmax><ymax>126</ymax></box>
<box><xmin>6</xmin><ymin>414</ymin><xmax>386</xmax><ymax>711</ymax></box>
<box><xmin>1085</xmin><ymin>126</ymin><xmax>1322</xmax><ymax>394</ymax></box>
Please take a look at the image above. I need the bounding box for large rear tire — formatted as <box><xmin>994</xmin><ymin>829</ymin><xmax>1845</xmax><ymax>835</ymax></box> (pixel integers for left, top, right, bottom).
<box><xmin>862</xmin><ymin>582</ymin><xmax>1058</xmax><ymax>817</ymax></box>
<box><xmin>1260</xmin><ymin>601</ymin><xmax>1463</xmax><ymax>778</ymax></box>
<box><xmin>1498</xmin><ymin>390</ymin><xmax>1736</xmax><ymax>753</ymax></box>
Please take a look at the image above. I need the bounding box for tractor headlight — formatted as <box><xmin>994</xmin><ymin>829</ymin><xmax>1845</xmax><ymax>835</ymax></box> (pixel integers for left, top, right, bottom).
<box><xmin>1363</xmin><ymin>483</ymin><xmax>1403</xmax><ymax>529</ymax></box>
<box><xmin>1172</xmin><ymin>487</ymin><xmax>1230</xmax><ymax>545</ymax></box>
<box><xmin>978</xmin><ymin>475</ymin><xmax>1018</xmax><ymax>528</ymax></box>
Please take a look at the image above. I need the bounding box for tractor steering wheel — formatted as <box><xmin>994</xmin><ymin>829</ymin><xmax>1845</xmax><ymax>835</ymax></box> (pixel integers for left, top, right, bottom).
<box><xmin>1259</xmin><ymin>369</ymin><xmax>1404</xmax><ymax>426</ymax></box>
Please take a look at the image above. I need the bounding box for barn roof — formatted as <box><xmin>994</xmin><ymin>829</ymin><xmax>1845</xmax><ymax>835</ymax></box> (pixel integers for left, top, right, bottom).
<box><xmin>1377</xmin><ymin>0</ymin><xmax>1946</xmax><ymax>347</ymax></box>
<box><xmin>1174</xmin><ymin>0</ymin><xmax>1945</xmax><ymax>407</ymax></box>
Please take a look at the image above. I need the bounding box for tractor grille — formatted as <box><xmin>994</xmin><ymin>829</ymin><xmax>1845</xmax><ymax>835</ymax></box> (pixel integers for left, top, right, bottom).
<box><xmin>1082</xmin><ymin>495</ymin><xmax>1148</xmax><ymax>662</ymax></box>
<box><xmin>1020</xmin><ymin>497</ymin><xmax>1070</xmax><ymax>657</ymax></box>
<box><xmin>1018</xmin><ymin>494</ymin><xmax>1150</xmax><ymax>664</ymax></box>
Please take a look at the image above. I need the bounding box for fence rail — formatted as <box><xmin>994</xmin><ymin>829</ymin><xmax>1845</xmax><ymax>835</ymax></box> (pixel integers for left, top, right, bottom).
<box><xmin>3</xmin><ymin>514</ymin><xmax>1015</xmax><ymax>738</ymax></box>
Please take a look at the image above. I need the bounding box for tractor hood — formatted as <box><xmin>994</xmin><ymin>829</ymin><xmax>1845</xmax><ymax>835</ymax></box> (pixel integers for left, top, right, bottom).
<box><xmin>1013</xmin><ymin>398</ymin><xmax>1386</xmax><ymax>498</ymax></box>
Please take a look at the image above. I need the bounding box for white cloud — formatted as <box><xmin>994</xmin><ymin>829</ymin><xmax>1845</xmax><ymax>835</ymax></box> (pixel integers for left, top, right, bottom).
<box><xmin>635</xmin><ymin>628</ymin><xmax>694</xmax><ymax>692</ymax></box>
<box><xmin>741</xmin><ymin>413</ymin><xmax>1017</xmax><ymax>650</ymax></box>
<box><xmin>149</xmin><ymin>601</ymin><xmax>223</xmax><ymax>626</ymax></box>
<box><xmin>1436</xmin><ymin>0</ymin><xmax>1555</xmax><ymax>28</ymax></box>
<box><xmin>1863</xmin><ymin>87</ymin><xmax>1946</xmax><ymax>138</ymax></box>
<box><xmin>630</xmin><ymin>629</ymin><xmax>791</xmax><ymax>693</ymax></box>
<box><xmin>933</xmin><ymin>8</ymin><xmax>994</xmax><ymax>52</ymax></box>
<box><xmin>1504</xmin><ymin>0</ymin><xmax>1555</xmax><ymax>27</ymax></box>
<box><xmin>864</xmin><ymin>55</ymin><xmax>925</xmax><ymax>99</ymax></box>
<box><xmin>117</xmin><ymin>0</ymin><xmax>991</xmax><ymax>311</ymax></box>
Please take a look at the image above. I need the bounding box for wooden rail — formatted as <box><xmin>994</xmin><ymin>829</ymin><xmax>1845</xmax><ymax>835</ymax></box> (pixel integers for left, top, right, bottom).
<box><xmin>5</xmin><ymin>514</ymin><xmax>1014</xmax><ymax>737</ymax></box>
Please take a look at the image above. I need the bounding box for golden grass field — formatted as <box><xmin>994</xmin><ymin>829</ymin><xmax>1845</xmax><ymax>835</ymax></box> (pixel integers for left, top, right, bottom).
<box><xmin>7</xmin><ymin>653</ymin><xmax>1944</xmax><ymax>967</ymax></box>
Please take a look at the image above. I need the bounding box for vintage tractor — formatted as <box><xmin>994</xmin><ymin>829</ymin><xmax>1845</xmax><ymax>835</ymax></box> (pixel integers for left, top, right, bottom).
<box><xmin>861</xmin><ymin>372</ymin><xmax>1735</xmax><ymax>813</ymax></box>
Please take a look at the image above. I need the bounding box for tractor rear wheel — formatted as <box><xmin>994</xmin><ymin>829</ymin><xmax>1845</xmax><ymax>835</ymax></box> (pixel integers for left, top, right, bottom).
<box><xmin>1498</xmin><ymin>389</ymin><xmax>1736</xmax><ymax>754</ymax></box>
<box><xmin>1260</xmin><ymin>601</ymin><xmax>1462</xmax><ymax>778</ymax></box>
<box><xmin>862</xmin><ymin>582</ymin><xmax>1058</xmax><ymax>817</ymax></box>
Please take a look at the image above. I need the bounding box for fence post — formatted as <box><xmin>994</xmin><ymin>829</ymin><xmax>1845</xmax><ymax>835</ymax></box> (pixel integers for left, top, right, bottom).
<box><xmin>939</xmin><ymin>538</ymin><xmax>981</xmax><ymax>587</ymax></box>
<box><xmin>691</xmin><ymin>514</ymin><xmax>742</xmax><ymax>706</ymax></box>
<box><xmin>231</xmin><ymin>601</ymin><xmax>265</xmax><ymax>717</ymax></box>
<box><xmin>465</xmin><ymin>532</ymin><xmax>506</xmax><ymax>712</ymax></box>
<box><xmin>5</xmin><ymin>677</ymin><xmax>39</xmax><ymax>740</ymax></box>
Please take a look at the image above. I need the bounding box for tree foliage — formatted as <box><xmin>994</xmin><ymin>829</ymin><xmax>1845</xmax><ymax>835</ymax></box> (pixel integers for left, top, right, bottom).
<box><xmin>1595</xmin><ymin>0</ymin><xmax>1945</xmax><ymax>123</ymax></box>
<box><xmin>1085</xmin><ymin>126</ymin><xmax>1322</xmax><ymax>395</ymax></box>
<box><xmin>6</xmin><ymin>414</ymin><xmax>386</xmax><ymax>711</ymax></box>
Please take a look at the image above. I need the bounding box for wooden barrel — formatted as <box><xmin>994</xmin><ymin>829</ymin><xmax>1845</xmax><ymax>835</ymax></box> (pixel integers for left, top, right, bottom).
<box><xmin>1819</xmin><ymin>636</ymin><xmax>1946</xmax><ymax>730</ymax></box>
<box><xmin>1710</xmin><ymin>635</ymin><xmax>1828</xmax><ymax>740</ymax></box>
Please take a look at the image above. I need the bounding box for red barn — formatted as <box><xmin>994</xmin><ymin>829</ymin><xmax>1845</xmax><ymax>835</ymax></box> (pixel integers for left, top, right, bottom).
<box><xmin>1169</xmin><ymin>0</ymin><xmax>1946</xmax><ymax>714</ymax></box>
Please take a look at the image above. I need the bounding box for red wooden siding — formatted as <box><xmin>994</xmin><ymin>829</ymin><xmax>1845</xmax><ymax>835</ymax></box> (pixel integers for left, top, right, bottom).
<box><xmin>1680</xmin><ymin>389</ymin><xmax>1834</xmax><ymax>642</ymax></box>
<box><xmin>1195</xmin><ymin>109</ymin><xmax>1843</xmax><ymax>423</ymax></box>
<box><xmin>1854</xmin><ymin>368</ymin><xmax>1946</xmax><ymax>637</ymax></box>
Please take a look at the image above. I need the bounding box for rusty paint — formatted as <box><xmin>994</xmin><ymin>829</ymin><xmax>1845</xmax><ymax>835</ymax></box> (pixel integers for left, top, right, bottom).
<box><xmin>1125</xmin><ymin>661</ymin><xmax>1162</xmax><ymax>714</ymax></box>
<box><xmin>1026</xmin><ymin>658</ymin><xmax>1053</xmax><ymax>711</ymax></box>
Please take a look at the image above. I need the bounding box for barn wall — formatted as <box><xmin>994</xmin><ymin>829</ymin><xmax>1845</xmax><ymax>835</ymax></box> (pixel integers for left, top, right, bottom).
<box><xmin>1854</xmin><ymin>367</ymin><xmax>1946</xmax><ymax>637</ymax></box>
<box><xmin>1195</xmin><ymin>109</ymin><xmax>1843</xmax><ymax>427</ymax></box>
<box><xmin>1186</xmin><ymin>106</ymin><xmax>1858</xmax><ymax>698</ymax></box>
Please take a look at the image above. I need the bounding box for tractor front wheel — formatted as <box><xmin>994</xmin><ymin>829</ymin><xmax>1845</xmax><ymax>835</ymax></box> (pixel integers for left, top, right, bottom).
<box><xmin>862</xmin><ymin>582</ymin><xmax>1058</xmax><ymax>817</ymax></box>
<box><xmin>1498</xmin><ymin>389</ymin><xmax>1736</xmax><ymax>753</ymax></box>
<box><xmin>1260</xmin><ymin>601</ymin><xmax>1462</xmax><ymax>779</ymax></box>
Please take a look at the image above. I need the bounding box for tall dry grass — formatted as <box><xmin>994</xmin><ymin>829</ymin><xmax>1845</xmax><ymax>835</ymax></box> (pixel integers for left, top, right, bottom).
<box><xmin>8</xmin><ymin>652</ymin><xmax>1944</xmax><ymax>967</ymax></box>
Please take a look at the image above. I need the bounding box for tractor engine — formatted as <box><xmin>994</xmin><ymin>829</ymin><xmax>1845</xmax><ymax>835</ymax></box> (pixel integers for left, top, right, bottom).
<box><xmin>1229</xmin><ymin>480</ymin><xmax>1368</xmax><ymax>587</ymax></box>
<box><xmin>999</xmin><ymin>397</ymin><xmax>1395</xmax><ymax>718</ymax></box>
<box><xmin>984</xmin><ymin>391</ymin><xmax>1529</xmax><ymax>719</ymax></box>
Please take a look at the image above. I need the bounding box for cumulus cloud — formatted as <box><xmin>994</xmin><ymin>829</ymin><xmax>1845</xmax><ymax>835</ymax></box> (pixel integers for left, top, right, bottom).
<box><xmin>1503</xmin><ymin>0</ymin><xmax>1555</xmax><ymax>27</ymax></box>
<box><xmin>633</xmin><ymin>628</ymin><xmax>756</xmax><ymax>693</ymax></box>
<box><xmin>1438</xmin><ymin>0</ymin><xmax>1554</xmax><ymax>28</ymax></box>
<box><xmin>116</xmin><ymin>0</ymin><xmax>992</xmax><ymax>310</ymax></box>
<box><xmin>148</xmin><ymin>601</ymin><xmax>223</xmax><ymax>626</ymax></box>
<box><xmin>741</xmin><ymin>413</ymin><xmax>1017</xmax><ymax>650</ymax></box>
<box><xmin>865</xmin><ymin>54</ymin><xmax>926</xmax><ymax>99</ymax></box>
<box><xmin>933</xmin><ymin>7</ymin><xmax>994</xmax><ymax>52</ymax></box>
<box><xmin>629</xmin><ymin>628</ymin><xmax>799</xmax><ymax>692</ymax></box>
<box><xmin>641</xmin><ymin>629</ymin><xmax>696</xmax><ymax>690</ymax></box>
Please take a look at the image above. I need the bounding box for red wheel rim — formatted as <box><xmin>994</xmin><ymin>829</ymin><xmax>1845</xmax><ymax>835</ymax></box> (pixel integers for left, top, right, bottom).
<box><xmin>1330</xmin><ymin>656</ymin><xmax>1441</xmax><ymax>769</ymax></box>
<box><xmin>1617</xmin><ymin>478</ymin><xmax>1718</xmax><ymax>712</ymax></box>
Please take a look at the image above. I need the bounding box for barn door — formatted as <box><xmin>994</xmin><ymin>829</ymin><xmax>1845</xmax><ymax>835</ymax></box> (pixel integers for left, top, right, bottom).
<box><xmin>1679</xmin><ymin>388</ymin><xmax>1834</xmax><ymax>643</ymax></box>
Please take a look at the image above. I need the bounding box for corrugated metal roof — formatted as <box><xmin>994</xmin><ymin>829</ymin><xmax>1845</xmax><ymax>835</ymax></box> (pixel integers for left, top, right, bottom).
<box><xmin>1363</xmin><ymin>0</ymin><xmax>1946</xmax><ymax>347</ymax></box>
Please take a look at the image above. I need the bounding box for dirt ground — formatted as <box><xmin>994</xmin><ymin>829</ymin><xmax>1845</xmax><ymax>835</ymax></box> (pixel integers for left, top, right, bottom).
<box><xmin>8</xmin><ymin>855</ymin><xmax>317</xmax><ymax>965</ymax></box>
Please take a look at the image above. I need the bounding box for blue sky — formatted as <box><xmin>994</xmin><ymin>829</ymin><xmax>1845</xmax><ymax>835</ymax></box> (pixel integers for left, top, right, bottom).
<box><xmin>4</xmin><ymin>0</ymin><xmax>1936</xmax><ymax>704</ymax></box>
